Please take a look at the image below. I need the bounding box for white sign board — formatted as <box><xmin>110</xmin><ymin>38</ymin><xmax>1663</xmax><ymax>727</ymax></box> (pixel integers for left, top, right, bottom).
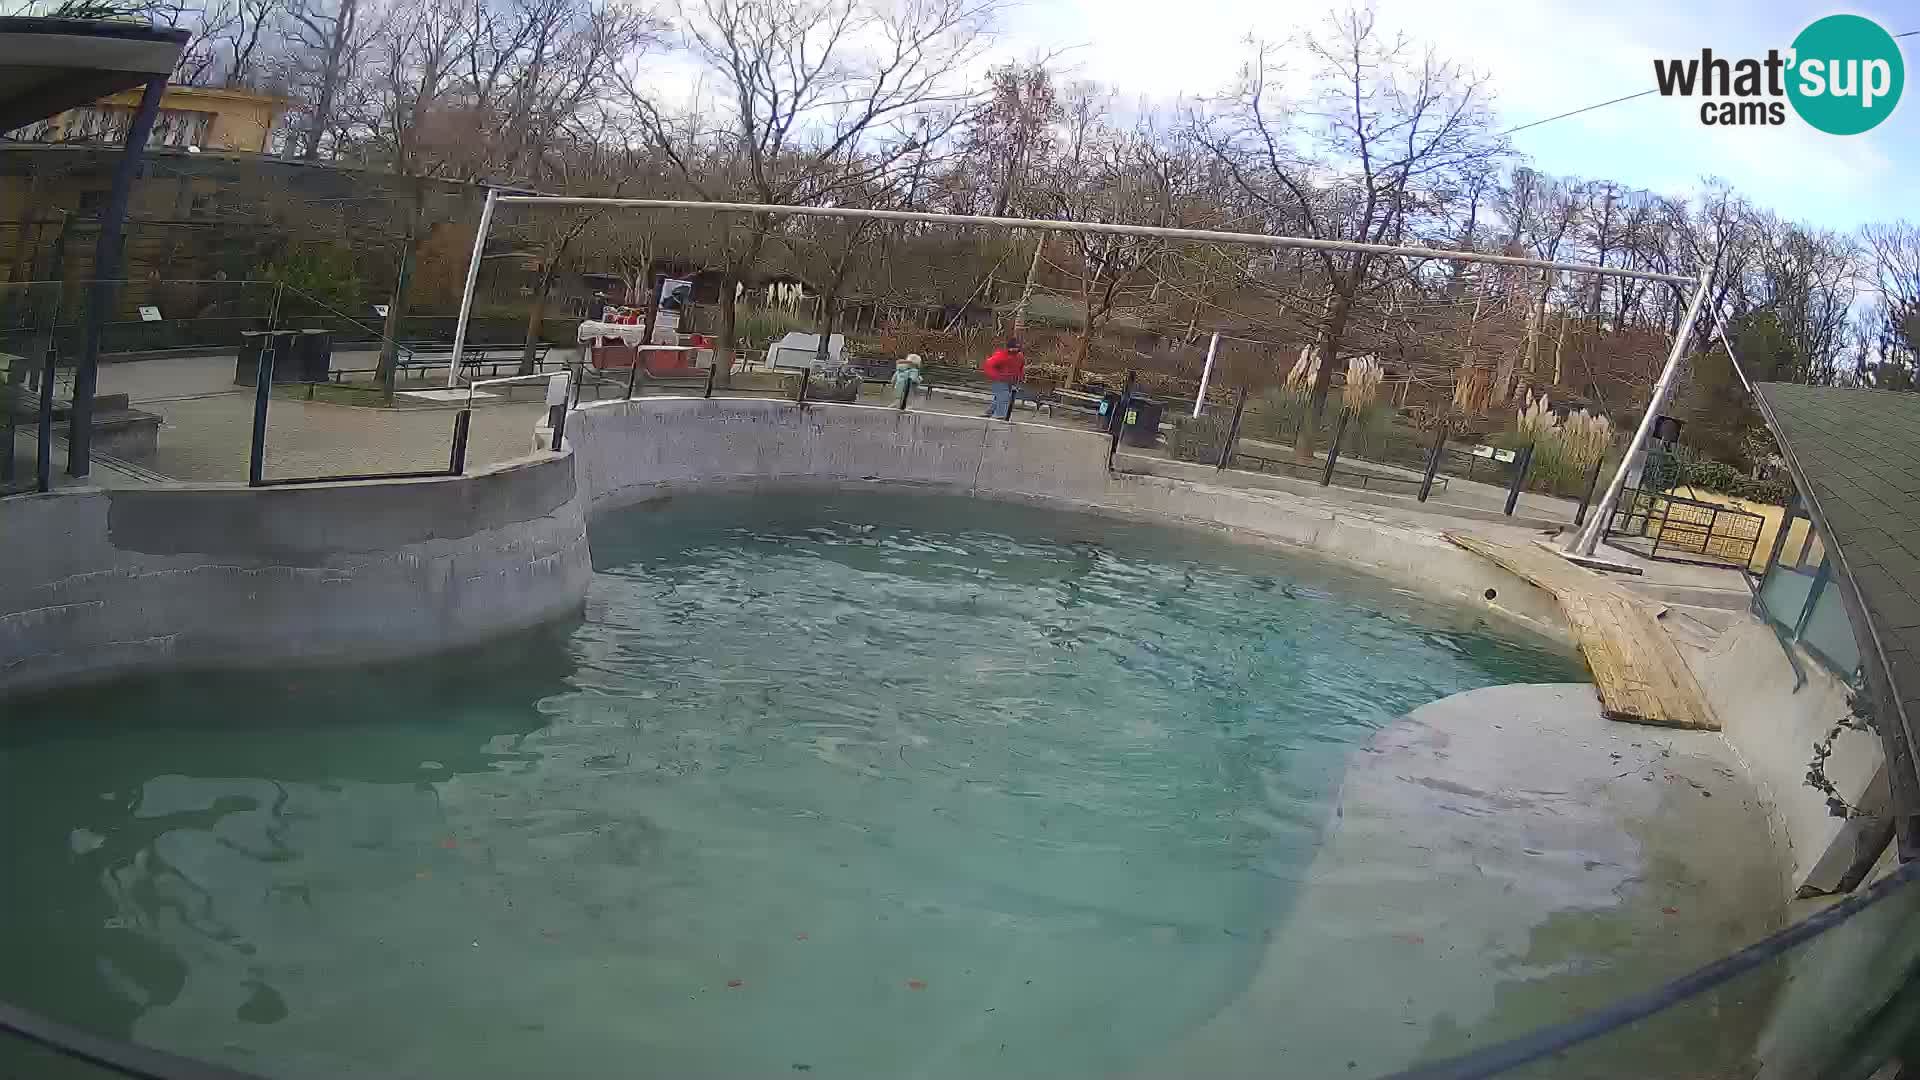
<box><xmin>657</xmin><ymin>277</ymin><xmax>694</xmax><ymax>313</ymax></box>
<box><xmin>137</xmin><ymin>306</ymin><xmax>162</xmax><ymax>322</ymax></box>
<box><xmin>372</xmin><ymin>304</ymin><xmax>390</xmax><ymax>318</ymax></box>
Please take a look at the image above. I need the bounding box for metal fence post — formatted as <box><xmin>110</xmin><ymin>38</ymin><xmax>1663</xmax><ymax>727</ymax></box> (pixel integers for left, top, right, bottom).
<box><xmin>1417</xmin><ymin>422</ymin><xmax>1447</xmax><ymax>502</ymax></box>
<box><xmin>1215</xmin><ymin>387</ymin><xmax>1248</xmax><ymax>471</ymax></box>
<box><xmin>1319</xmin><ymin>408</ymin><xmax>1350</xmax><ymax>486</ymax></box>
<box><xmin>1762</xmin><ymin>491</ymin><xmax>1800</xmax><ymax>575</ymax></box>
<box><xmin>796</xmin><ymin>367</ymin><xmax>811</xmax><ymax>405</ymax></box>
<box><xmin>35</xmin><ymin>343</ymin><xmax>56</xmax><ymax>493</ymax></box>
<box><xmin>704</xmin><ymin>366</ymin><xmax>716</xmax><ymax>399</ymax></box>
<box><xmin>1649</xmin><ymin>489</ymin><xmax>1678</xmax><ymax>558</ymax></box>
<box><xmin>625</xmin><ymin>353</ymin><xmax>642</xmax><ymax>400</ymax></box>
<box><xmin>1108</xmin><ymin>370</ymin><xmax>1137</xmax><ymax>433</ymax></box>
<box><xmin>1573</xmin><ymin>453</ymin><xmax>1607</xmax><ymax>527</ymax></box>
<box><xmin>1504</xmin><ymin>442</ymin><xmax>1535</xmax><ymax>516</ymax></box>
<box><xmin>1795</xmin><ymin>553</ymin><xmax>1832</xmax><ymax>640</ymax></box>
<box><xmin>247</xmin><ymin>346</ymin><xmax>275</xmax><ymax>487</ymax></box>
<box><xmin>448</xmin><ymin>409</ymin><xmax>471</xmax><ymax>474</ymax></box>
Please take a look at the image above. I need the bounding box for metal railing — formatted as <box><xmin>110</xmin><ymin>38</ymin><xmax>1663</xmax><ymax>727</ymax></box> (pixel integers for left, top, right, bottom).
<box><xmin>1605</xmin><ymin>487</ymin><xmax>1766</xmax><ymax>570</ymax></box>
<box><xmin>246</xmin><ymin>341</ymin><xmax>475</xmax><ymax>487</ymax></box>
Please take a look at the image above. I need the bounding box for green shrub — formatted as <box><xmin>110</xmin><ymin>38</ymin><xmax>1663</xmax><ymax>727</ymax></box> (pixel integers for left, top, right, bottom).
<box><xmin>1243</xmin><ymin>387</ymin><xmax>1315</xmax><ymax>445</ymax></box>
<box><xmin>265</xmin><ymin>245</ymin><xmax>363</xmax><ymax>314</ymax></box>
<box><xmin>1166</xmin><ymin>413</ymin><xmax>1233</xmax><ymax>464</ymax></box>
<box><xmin>1673</xmin><ymin>449</ymin><xmax>1794</xmax><ymax>505</ymax></box>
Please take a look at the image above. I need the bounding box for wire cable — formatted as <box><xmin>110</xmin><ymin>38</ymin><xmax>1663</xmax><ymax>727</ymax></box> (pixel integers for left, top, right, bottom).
<box><xmin>1499</xmin><ymin>30</ymin><xmax>1914</xmax><ymax>135</ymax></box>
<box><xmin>1498</xmin><ymin>90</ymin><xmax>1659</xmax><ymax>138</ymax></box>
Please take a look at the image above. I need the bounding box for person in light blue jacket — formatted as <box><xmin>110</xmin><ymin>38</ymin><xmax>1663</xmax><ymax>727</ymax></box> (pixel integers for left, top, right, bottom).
<box><xmin>892</xmin><ymin>353</ymin><xmax>924</xmax><ymax>401</ymax></box>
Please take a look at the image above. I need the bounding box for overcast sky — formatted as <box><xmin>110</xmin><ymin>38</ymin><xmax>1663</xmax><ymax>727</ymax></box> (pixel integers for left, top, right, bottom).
<box><xmin>993</xmin><ymin>0</ymin><xmax>1916</xmax><ymax>233</ymax></box>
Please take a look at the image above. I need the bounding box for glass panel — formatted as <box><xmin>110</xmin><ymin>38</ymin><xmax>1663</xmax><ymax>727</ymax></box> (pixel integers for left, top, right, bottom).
<box><xmin>1798</xmin><ymin>528</ymin><xmax>1827</xmax><ymax>571</ymax></box>
<box><xmin>1759</xmin><ymin>564</ymin><xmax>1817</xmax><ymax>632</ymax></box>
<box><xmin>1801</xmin><ymin>573</ymin><xmax>1863</xmax><ymax>675</ymax></box>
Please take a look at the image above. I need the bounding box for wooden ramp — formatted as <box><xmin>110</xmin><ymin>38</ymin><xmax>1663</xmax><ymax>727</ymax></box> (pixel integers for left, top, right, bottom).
<box><xmin>1445</xmin><ymin>533</ymin><xmax>1720</xmax><ymax>731</ymax></box>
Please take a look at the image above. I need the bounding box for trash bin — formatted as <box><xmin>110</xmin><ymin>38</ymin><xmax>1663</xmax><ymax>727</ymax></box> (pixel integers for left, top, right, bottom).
<box><xmin>1119</xmin><ymin>396</ymin><xmax>1164</xmax><ymax>447</ymax></box>
<box><xmin>234</xmin><ymin>330</ymin><xmax>267</xmax><ymax>386</ymax></box>
<box><xmin>292</xmin><ymin>329</ymin><xmax>334</xmax><ymax>382</ymax></box>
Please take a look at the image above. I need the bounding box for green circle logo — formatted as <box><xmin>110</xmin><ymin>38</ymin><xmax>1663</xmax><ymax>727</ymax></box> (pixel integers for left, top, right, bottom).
<box><xmin>1787</xmin><ymin>14</ymin><xmax>1904</xmax><ymax>135</ymax></box>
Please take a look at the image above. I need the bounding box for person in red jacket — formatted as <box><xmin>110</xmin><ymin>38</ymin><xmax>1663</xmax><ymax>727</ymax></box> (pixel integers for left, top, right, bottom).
<box><xmin>982</xmin><ymin>339</ymin><xmax>1025</xmax><ymax>419</ymax></box>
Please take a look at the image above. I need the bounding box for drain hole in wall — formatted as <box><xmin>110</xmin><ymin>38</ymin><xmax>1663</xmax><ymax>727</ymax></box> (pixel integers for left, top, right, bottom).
<box><xmin>1483</xmin><ymin>588</ymin><xmax>1498</xmax><ymax>601</ymax></box>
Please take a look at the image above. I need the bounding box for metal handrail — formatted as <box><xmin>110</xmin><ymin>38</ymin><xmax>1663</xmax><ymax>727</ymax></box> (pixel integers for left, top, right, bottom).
<box><xmin>466</xmin><ymin>369</ymin><xmax>565</xmax><ymax>410</ymax></box>
<box><xmin>0</xmin><ymin>999</ymin><xmax>263</xmax><ymax>1079</ymax></box>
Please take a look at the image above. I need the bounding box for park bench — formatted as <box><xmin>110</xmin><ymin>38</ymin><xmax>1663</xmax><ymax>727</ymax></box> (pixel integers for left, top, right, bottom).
<box><xmin>324</xmin><ymin>342</ymin><xmax>555</xmax><ymax>384</ymax></box>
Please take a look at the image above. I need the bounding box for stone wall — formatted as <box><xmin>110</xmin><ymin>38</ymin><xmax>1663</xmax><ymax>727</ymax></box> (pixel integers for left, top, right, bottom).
<box><xmin>1689</xmin><ymin>621</ymin><xmax>1886</xmax><ymax>895</ymax></box>
<box><xmin>0</xmin><ymin>451</ymin><xmax>590</xmax><ymax>698</ymax></box>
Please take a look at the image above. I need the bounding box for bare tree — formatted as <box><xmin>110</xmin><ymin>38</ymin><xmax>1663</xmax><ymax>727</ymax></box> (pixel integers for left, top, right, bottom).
<box><xmin>1197</xmin><ymin>8</ymin><xmax>1504</xmax><ymax>461</ymax></box>
<box><xmin>1747</xmin><ymin>216</ymin><xmax>1856</xmax><ymax>385</ymax></box>
<box><xmin>1862</xmin><ymin>221</ymin><xmax>1920</xmax><ymax>375</ymax></box>
<box><xmin>1042</xmin><ymin>89</ymin><xmax>1181</xmax><ymax>383</ymax></box>
<box><xmin>619</xmin><ymin>0</ymin><xmax>1000</xmax><ymax>383</ymax></box>
<box><xmin>169</xmin><ymin>0</ymin><xmax>284</xmax><ymax>87</ymax></box>
<box><xmin>281</xmin><ymin>0</ymin><xmax>374</xmax><ymax>158</ymax></box>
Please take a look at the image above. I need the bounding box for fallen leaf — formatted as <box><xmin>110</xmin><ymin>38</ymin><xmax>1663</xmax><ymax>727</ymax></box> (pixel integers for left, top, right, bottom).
<box><xmin>907</xmin><ymin>979</ymin><xmax>927</xmax><ymax>991</ymax></box>
<box><xmin>726</xmin><ymin>979</ymin><xmax>744</xmax><ymax>989</ymax></box>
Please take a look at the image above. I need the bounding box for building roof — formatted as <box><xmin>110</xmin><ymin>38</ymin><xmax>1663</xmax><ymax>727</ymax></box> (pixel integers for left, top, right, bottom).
<box><xmin>1754</xmin><ymin>382</ymin><xmax>1920</xmax><ymax>858</ymax></box>
<box><xmin>0</xmin><ymin>18</ymin><xmax>187</xmax><ymax>133</ymax></box>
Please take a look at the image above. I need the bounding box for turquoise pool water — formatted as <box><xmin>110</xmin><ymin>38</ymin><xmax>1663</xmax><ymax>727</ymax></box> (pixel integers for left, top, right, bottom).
<box><xmin>0</xmin><ymin>492</ymin><xmax>1584</xmax><ymax>1078</ymax></box>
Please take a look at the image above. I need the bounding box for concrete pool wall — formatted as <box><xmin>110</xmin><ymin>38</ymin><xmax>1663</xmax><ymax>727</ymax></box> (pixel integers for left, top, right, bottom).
<box><xmin>565</xmin><ymin>396</ymin><xmax>1575</xmax><ymax>644</ymax></box>
<box><xmin>0</xmin><ymin>395</ymin><xmax>1564</xmax><ymax>697</ymax></box>
<box><xmin>0</xmin><ymin>451</ymin><xmax>589</xmax><ymax>697</ymax></box>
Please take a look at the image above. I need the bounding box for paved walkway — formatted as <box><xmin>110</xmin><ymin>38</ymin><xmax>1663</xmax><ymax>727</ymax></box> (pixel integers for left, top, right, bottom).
<box><xmin>86</xmin><ymin>353</ymin><xmax>552</xmax><ymax>482</ymax></box>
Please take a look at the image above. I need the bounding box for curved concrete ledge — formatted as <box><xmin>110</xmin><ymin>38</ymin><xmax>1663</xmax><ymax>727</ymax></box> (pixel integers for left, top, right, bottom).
<box><xmin>0</xmin><ymin>451</ymin><xmax>590</xmax><ymax>698</ymax></box>
<box><xmin>1137</xmin><ymin>682</ymin><xmax>1787</xmax><ymax>1078</ymax></box>
<box><xmin>568</xmin><ymin>396</ymin><xmax>1574</xmax><ymax>645</ymax></box>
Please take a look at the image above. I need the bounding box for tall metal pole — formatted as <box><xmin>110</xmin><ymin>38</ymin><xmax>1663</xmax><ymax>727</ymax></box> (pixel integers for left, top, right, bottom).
<box><xmin>70</xmin><ymin>75</ymin><xmax>167</xmax><ymax>478</ymax></box>
<box><xmin>1193</xmin><ymin>331</ymin><xmax>1219</xmax><ymax>417</ymax></box>
<box><xmin>494</xmin><ymin>196</ymin><xmax>1694</xmax><ymax>286</ymax></box>
<box><xmin>446</xmin><ymin>187</ymin><xmax>498</xmax><ymax>388</ymax></box>
<box><xmin>1570</xmin><ymin>268</ymin><xmax>1713</xmax><ymax>557</ymax></box>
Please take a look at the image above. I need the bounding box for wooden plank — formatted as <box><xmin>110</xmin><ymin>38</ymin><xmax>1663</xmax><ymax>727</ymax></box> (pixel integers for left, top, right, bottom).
<box><xmin>1445</xmin><ymin>533</ymin><xmax>1720</xmax><ymax>731</ymax></box>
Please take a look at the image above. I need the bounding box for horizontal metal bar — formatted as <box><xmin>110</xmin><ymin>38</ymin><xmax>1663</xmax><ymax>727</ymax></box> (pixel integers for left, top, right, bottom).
<box><xmin>0</xmin><ymin>998</ymin><xmax>264</xmax><ymax>1080</ymax></box>
<box><xmin>254</xmin><ymin>468</ymin><xmax>456</xmax><ymax>486</ymax></box>
<box><xmin>468</xmin><ymin>371</ymin><xmax>560</xmax><ymax>391</ymax></box>
<box><xmin>1386</xmin><ymin>857</ymin><xmax>1920</xmax><ymax>1080</ymax></box>
<box><xmin>493</xmin><ymin>196</ymin><xmax>1694</xmax><ymax>285</ymax></box>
